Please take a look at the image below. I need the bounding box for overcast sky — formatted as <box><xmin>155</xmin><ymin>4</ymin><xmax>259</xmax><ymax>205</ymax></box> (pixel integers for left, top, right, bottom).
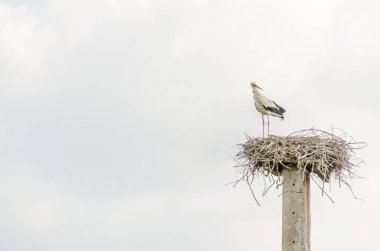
<box><xmin>0</xmin><ymin>0</ymin><xmax>379</xmax><ymax>250</ymax></box>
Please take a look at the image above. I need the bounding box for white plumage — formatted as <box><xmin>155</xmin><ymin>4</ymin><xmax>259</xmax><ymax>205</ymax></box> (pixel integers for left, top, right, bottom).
<box><xmin>251</xmin><ymin>82</ymin><xmax>286</xmax><ymax>137</ymax></box>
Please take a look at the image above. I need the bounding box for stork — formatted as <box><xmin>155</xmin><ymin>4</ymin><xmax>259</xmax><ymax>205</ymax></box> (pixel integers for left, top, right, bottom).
<box><xmin>251</xmin><ymin>82</ymin><xmax>286</xmax><ymax>137</ymax></box>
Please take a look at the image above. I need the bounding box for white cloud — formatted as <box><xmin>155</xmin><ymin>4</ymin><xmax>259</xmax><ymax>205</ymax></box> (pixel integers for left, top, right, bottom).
<box><xmin>0</xmin><ymin>0</ymin><xmax>379</xmax><ymax>250</ymax></box>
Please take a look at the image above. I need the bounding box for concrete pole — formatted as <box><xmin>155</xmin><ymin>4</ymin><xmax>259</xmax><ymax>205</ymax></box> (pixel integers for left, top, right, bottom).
<box><xmin>282</xmin><ymin>168</ymin><xmax>311</xmax><ymax>251</ymax></box>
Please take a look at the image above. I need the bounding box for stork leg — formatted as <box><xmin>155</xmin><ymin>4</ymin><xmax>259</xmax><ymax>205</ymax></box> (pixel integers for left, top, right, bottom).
<box><xmin>261</xmin><ymin>114</ymin><xmax>265</xmax><ymax>137</ymax></box>
<box><xmin>267</xmin><ymin>116</ymin><xmax>270</xmax><ymax>136</ymax></box>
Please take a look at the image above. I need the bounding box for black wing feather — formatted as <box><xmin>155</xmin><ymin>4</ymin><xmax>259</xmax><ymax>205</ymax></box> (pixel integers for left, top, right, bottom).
<box><xmin>263</xmin><ymin>106</ymin><xmax>283</xmax><ymax>116</ymax></box>
<box><xmin>263</xmin><ymin>101</ymin><xmax>286</xmax><ymax>120</ymax></box>
<box><xmin>273</xmin><ymin>101</ymin><xmax>286</xmax><ymax>113</ymax></box>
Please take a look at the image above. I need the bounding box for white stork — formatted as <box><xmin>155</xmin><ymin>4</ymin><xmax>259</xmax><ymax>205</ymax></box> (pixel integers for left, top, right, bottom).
<box><xmin>251</xmin><ymin>82</ymin><xmax>286</xmax><ymax>137</ymax></box>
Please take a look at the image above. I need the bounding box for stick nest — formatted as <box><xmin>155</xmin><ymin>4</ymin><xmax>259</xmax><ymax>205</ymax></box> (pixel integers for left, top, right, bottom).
<box><xmin>234</xmin><ymin>129</ymin><xmax>366</xmax><ymax>204</ymax></box>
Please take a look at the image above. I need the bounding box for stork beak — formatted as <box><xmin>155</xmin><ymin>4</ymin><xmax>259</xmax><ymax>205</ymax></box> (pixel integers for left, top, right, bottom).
<box><xmin>251</xmin><ymin>82</ymin><xmax>262</xmax><ymax>90</ymax></box>
<box><xmin>251</xmin><ymin>82</ymin><xmax>263</xmax><ymax>90</ymax></box>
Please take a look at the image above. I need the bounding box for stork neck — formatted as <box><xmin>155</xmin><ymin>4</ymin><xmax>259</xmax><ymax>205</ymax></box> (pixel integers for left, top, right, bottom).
<box><xmin>252</xmin><ymin>88</ymin><xmax>262</xmax><ymax>95</ymax></box>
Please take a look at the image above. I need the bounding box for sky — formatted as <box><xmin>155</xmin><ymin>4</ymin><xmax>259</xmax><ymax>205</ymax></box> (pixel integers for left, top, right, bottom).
<box><xmin>0</xmin><ymin>0</ymin><xmax>379</xmax><ymax>250</ymax></box>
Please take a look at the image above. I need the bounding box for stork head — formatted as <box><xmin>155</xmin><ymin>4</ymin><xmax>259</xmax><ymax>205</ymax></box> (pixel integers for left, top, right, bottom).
<box><xmin>250</xmin><ymin>82</ymin><xmax>263</xmax><ymax>90</ymax></box>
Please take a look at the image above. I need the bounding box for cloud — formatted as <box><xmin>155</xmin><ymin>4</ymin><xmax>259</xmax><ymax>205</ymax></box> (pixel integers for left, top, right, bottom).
<box><xmin>0</xmin><ymin>0</ymin><xmax>379</xmax><ymax>250</ymax></box>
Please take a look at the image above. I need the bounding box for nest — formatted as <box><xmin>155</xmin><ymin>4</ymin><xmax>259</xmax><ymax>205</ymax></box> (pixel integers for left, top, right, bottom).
<box><xmin>234</xmin><ymin>129</ymin><xmax>366</xmax><ymax>204</ymax></box>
